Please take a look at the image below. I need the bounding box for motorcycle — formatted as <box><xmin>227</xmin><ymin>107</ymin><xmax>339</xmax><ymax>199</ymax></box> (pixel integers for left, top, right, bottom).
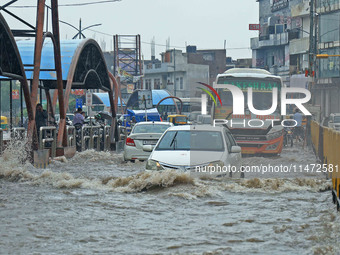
<box><xmin>283</xmin><ymin>127</ymin><xmax>293</xmax><ymax>147</ymax></box>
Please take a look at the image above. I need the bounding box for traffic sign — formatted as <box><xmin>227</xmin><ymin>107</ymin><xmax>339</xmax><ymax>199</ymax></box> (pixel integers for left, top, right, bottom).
<box><xmin>138</xmin><ymin>90</ymin><xmax>152</xmax><ymax>109</ymax></box>
<box><xmin>76</xmin><ymin>98</ymin><xmax>83</xmax><ymax>109</ymax></box>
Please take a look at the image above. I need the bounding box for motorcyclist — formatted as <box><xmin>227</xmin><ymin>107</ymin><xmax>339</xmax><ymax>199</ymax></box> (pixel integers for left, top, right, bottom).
<box><xmin>73</xmin><ymin>108</ymin><xmax>85</xmax><ymax>127</ymax></box>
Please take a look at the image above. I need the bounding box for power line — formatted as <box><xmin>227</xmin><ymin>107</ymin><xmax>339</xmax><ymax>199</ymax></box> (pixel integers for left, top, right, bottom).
<box><xmin>87</xmin><ymin>28</ymin><xmax>250</xmax><ymax>50</ymax></box>
<box><xmin>8</xmin><ymin>0</ymin><xmax>121</xmax><ymax>8</ymax></box>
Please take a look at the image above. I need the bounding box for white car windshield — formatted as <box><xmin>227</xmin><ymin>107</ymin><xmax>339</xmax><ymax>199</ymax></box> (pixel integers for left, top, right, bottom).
<box><xmin>133</xmin><ymin>124</ymin><xmax>171</xmax><ymax>134</ymax></box>
<box><xmin>156</xmin><ymin>130</ymin><xmax>224</xmax><ymax>151</ymax></box>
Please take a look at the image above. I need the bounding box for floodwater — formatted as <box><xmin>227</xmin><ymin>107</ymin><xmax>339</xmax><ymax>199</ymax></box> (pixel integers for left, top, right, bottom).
<box><xmin>0</xmin><ymin>141</ymin><xmax>339</xmax><ymax>255</ymax></box>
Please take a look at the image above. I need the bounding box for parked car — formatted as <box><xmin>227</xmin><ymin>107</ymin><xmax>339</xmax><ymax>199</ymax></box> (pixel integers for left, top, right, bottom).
<box><xmin>144</xmin><ymin>125</ymin><xmax>243</xmax><ymax>178</ymax></box>
<box><xmin>123</xmin><ymin>121</ymin><xmax>173</xmax><ymax>162</ymax></box>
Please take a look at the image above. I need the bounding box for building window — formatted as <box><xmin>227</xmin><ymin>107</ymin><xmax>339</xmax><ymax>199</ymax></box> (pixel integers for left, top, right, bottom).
<box><xmin>145</xmin><ymin>79</ymin><xmax>151</xmax><ymax>90</ymax></box>
<box><xmin>155</xmin><ymin>63</ymin><xmax>161</xmax><ymax>69</ymax></box>
<box><xmin>154</xmin><ymin>78</ymin><xmax>161</xmax><ymax>89</ymax></box>
<box><xmin>147</xmin><ymin>63</ymin><xmax>153</xmax><ymax>69</ymax></box>
<box><xmin>180</xmin><ymin>77</ymin><xmax>184</xmax><ymax>90</ymax></box>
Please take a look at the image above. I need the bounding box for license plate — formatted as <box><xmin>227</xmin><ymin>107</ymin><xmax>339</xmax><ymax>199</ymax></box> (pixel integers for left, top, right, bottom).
<box><xmin>143</xmin><ymin>140</ymin><xmax>158</xmax><ymax>145</ymax></box>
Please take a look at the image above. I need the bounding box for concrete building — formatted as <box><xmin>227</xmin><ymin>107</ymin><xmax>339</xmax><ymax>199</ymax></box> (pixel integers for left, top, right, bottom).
<box><xmin>143</xmin><ymin>49</ymin><xmax>210</xmax><ymax>98</ymax></box>
<box><xmin>251</xmin><ymin>0</ymin><xmax>312</xmax><ymax>86</ymax></box>
<box><xmin>185</xmin><ymin>47</ymin><xmax>226</xmax><ymax>86</ymax></box>
<box><xmin>313</xmin><ymin>0</ymin><xmax>340</xmax><ymax>117</ymax></box>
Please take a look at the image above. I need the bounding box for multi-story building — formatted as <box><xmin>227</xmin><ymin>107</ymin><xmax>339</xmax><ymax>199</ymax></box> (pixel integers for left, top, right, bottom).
<box><xmin>251</xmin><ymin>0</ymin><xmax>291</xmax><ymax>83</ymax></box>
<box><xmin>251</xmin><ymin>0</ymin><xmax>312</xmax><ymax>87</ymax></box>
<box><xmin>313</xmin><ymin>0</ymin><xmax>340</xmax><ymax>117</ymax></box>
<box><xmin>251</xmin><ymin>0</ymin><xmax>340</xmax><ymax>118</ymax></box>
<box><xmin>185</xmin><ymin>47</ymin><xmax>226</xmax><ymax>86</ymax></box>
<box><xmin>143</xmin><ymin>49</ymin><xmax>210</xmax><ymax>98</ymax></box>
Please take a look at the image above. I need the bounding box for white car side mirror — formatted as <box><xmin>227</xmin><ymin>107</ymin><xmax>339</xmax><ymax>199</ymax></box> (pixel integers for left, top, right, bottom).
<box><xmin>143</xmin><ymin>145</ymin><xmax>153</xmax><ymax>152</ymax></box>
<box><xmin>231</xmin><ymin>146</ymin><xmax>241</xmax><ymax>153</ymax></box>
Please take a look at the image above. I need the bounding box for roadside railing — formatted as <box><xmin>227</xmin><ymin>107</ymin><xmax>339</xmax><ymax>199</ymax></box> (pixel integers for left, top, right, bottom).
<box><xmin>12</xmin><ymin>127</ymin><xmax>26</xmax><ymax>140</ymax></box>
<box><xmin>103</xmin><ymin>125</ymin><xmax>111</xmax><ymax>151</ymax></box>
<box><xmin>66</xmin><ymin>126</ymin><xmax>76</xmax><ymax>147</ymax></box>
<box><xmin>311</xmin><ymin>121</ymin><xmax>340</xmax><ymax>211</ymax></box>
<box><xmin>39</xmin><ymin>126</ymin><xmax>57</xmax><ymax>158</ymax></box>
<box><xmin>0</xmin><ymin>128</ymin><xmax>3</xmax><ymax>155</ymax></box>
<box><xmin>81</xmin><ymin>125</ymin><xmax>101</xmax><ymax>151</ymax></box>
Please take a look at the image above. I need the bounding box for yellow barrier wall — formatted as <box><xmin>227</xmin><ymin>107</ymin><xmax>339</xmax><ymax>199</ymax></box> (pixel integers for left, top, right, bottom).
<box><xmin>312</xmin><ymin>121</ymin><xmax>340</xmax><ymax>203</ymax></box>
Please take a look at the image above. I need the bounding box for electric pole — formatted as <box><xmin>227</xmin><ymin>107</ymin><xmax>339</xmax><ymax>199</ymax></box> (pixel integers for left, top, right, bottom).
<box><xmin>308</xmin><ymin>0</ymin><xmax>315</xmax><ymax>77</ymax></box>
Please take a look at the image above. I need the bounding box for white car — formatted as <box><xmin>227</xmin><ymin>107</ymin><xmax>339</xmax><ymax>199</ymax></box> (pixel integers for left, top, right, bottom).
<box><xmin>144</xmin><ymin>125</ymin><xmax>243</xmax><ymax>178</ymax></box>
<box><xmin>123</xmin><ymin>121</ymin><xmax>173</xmax><ymax>162</ymax></box>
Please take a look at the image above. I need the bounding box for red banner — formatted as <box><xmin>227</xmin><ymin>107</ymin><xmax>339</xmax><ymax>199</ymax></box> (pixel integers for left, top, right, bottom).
<box><xmin>12</xmin><ymin>90</ymin><xmax>19</xmax><ymax>100</ymax></box>
<box><xmin>71</xmin><ymin>89</ymin><xmax>85</xmax><ymax>96</ymax></box>
<box><xmin>249</xmin><ymin>24</ymin><xmax>260</xmax><ymax>31</ymax></box>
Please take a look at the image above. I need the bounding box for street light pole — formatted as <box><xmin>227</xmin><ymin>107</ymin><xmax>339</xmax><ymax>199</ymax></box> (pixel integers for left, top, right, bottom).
<box><xmin>173</xmin><ymin>48</ymin><xmax>176</xmax><ymax>97</ymax></box>
<box><xmin>309</xmin><ymin>0</ymin><xmax>315</xmax><ymax>77</ymax></box>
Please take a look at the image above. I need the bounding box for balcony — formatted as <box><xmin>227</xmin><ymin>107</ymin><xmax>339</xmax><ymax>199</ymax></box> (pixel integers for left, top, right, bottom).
<box><xmin>251</xmin><ymin>32</ymin><xmax>289</xmax><ymax>49</ymax></box>
<box><xmin>289</xmin><ymin>37</ymin><xmax>309</xmax><ymax>55</ymax></box>
<box><xmin>269</xmin><ymin>65</ymin><xmax>290</xmax><ymax>77</ymax></box>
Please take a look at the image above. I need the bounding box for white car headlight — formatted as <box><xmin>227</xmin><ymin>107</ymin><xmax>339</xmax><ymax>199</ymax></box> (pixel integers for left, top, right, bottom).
<box><xmin>207</xmin><ymin>161</ymin><xmax>225</xmax><ymax>168</ymax></box>
<box><xmin>146</xmin><ymin>160</ymin><xmax>164</xmax><ymax>171</ymax></box>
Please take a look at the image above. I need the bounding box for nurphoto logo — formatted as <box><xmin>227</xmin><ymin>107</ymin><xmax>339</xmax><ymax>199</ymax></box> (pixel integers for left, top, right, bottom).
<box><xmin>197</xmin><ymin>82</ymin><xmax>312</xmax><ymax>128</ymax></box>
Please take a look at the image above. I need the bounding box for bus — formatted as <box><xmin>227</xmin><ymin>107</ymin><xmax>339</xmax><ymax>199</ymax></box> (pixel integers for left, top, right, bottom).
<box><xmin>213</xmin><ymin>68</ymin><xmax>284</xmax><ymax>155</ymax></box>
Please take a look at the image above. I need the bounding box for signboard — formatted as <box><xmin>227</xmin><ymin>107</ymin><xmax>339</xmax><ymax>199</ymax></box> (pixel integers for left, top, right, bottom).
<box><xmin>72</xmin><ymin>89</ymin><xmax>85</xmax><ymax>96</ymax></box>
<box><xmin>76</xmin><ymin>98</ymin><xmax>83</xmax><ymax>109</ymax></box>
<box><xmin>86</xmin><ymin>92</ymin><xmax>92</xmax><ymax>106</ymax></box>
<box><xmin>138</xmin><ymin>90</ymin><xmax>153</xmax><ymax>109</ymax></box>
<box><xmin>271</xmin><ymin>0</ymin><xmax>289</xmax><ymax>12</ymax></box>
<box><xmin>127</xmin><ymin>84</ymin><xmax>134</xmax><ymax>94</ymax></box>
<box><xmin>249</xmin><ymin>24</ymin><xmax>260</xmax><ymax>31</ymax></box>
<box><xmin>12</xmin><ymin>90</ymin><xmax>19</xmax><ymax>100</ymax></box>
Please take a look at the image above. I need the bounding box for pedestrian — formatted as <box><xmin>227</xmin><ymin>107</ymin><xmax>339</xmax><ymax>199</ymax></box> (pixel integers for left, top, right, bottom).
<box><xmin>293</xmin><ymin>108</ymin><xmax>303</xmax><ymax>142</ymax></box>
<box><xmin>35</xmin><ymin>103</ymin><xmax>48</xmax><ymax>139</ymax></box>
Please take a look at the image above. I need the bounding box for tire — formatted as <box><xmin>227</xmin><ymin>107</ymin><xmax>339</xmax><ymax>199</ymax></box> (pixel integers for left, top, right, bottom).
<box><xmin>130</xmin><ymin>160</ymin><xmax>135</xmax><ymax>163</ymax></box>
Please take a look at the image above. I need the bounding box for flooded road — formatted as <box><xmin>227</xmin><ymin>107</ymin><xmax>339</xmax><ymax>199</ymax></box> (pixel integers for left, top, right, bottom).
<box><xmin>0</xmin><ymin>144</ymin><xmax>339</xmax><ymax>254</ymax></box>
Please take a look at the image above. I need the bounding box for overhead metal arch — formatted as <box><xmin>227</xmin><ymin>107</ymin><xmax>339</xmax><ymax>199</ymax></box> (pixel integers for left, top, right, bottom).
<box><xmin>72</xmin><ymin>40</ymin><xmax>111</xmax><ymax>91</ymax></box>
<box><xmin>0</xmin><ymin>12</ymin><xmax>35</xmax><ymax>148</ymax></box>
<box><xmin>17</xmin><ymin>38</ymin><xmax>111</xmax><ymax>91</ymax></box>
<box><xmin>60</xmin><ymin>39</ymin><xmax>114</xmax><ymax>147</ymax></box>
<box><xmin>0</xmin><ymin>13</ymin><xmax>24</xmax><ymax>80</ymax></box>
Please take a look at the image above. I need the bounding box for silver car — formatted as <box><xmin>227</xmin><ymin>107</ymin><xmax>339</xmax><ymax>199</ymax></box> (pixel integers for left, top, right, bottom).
<box><xmin>123</xmin><ymin>121</ymin><xmax>173</xmax><ymax>162</ymax></box>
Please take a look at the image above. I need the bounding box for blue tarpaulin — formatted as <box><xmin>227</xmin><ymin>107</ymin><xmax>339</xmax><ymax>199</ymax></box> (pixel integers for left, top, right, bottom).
<box><xmin>93</xmin><ymin>93</ymin><xmax>125</xmax><ymax>107</ymax></box>
<box><xmin>126</xmin><ymin>108</ymin><xmax>161</xmax><ymax>122</ymax></box>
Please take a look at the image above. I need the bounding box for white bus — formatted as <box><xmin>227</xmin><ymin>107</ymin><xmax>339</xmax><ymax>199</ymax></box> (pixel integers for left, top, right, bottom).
<box><xmin>213</xmin><ymin>68</ymin><xmax>284</xmax><ymax>155</ymax></box>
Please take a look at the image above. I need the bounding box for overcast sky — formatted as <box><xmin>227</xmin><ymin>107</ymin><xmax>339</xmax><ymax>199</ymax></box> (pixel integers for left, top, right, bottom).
<box><xmin>4</xmin><ymin>0</ymin><xmax>259</xmax><ymax>60</ymax></box>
